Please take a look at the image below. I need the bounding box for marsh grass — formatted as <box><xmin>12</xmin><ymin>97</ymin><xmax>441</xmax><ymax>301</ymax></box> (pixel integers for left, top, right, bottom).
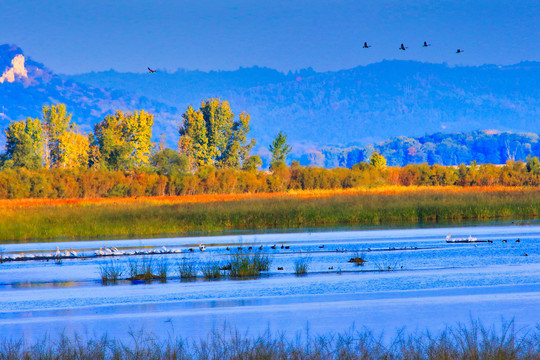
<box><xmin>201</xmin><ymin>260</ymin><xmax>222</xmax><ymax>279</ymax></box>
<box><xmin>177</xmin><ymin>257</ymin><xmax>197</xmax><ymax>279</ymax></box>
<box><xmin>99</xmin><ymin>260</ymin><xmax>123</xmax><ymax>283</ymax></box>
<box><xmin>294</xmin><ymin>256</ymin><xmax>311</xmax><ymax>275</ymax></box>
<box><xmin>1</xmin><ymin>320</ymin><xmax>537</xmax><ymax>359</ymax></box>
<box><xmin>127</xmin><ymin>256</ymin><xmax>169</xmax><ymax>281</ymax></box>
<box><xmin>228</xmin><ymin>252</ymin><xmax>272</xmax><ymax>277</ymax></box>
<box><xmin>2</xmin><ymin>188</ymin><xmax>540</xmax><ymax>243</ymax></box>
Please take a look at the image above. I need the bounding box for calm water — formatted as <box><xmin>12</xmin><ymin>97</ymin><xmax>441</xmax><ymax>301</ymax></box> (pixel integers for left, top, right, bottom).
<box><xmin>0</xmin><ymin>224</ymin><xmax>539</xmax><ymax>341</ymax></box>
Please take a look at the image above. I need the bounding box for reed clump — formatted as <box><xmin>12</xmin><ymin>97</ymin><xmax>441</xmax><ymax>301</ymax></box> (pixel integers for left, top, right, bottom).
<box><xmin>177</xmin><ymin>257</ymin><xmax>197</xmax><ymax>279</ymax></box>
<box><xmin>294</xmin><ymin>256</ymin><xmax>311</xmax><ymax>275</ymax></box>
<box><xmin>201</xmin><ymin>260</ymin><xmax>222</xmax><ymax>279</ymax></box>
<box><xmin>99</xmin><ymin>260</ymin><xmax>123</xmax><ymax>283</ymax></box>
<box><xmin>127</xmin><ymin>257</ymin><xmax>169</xmax><ymax>281</ymax></box>
<box><xmin>228</xmin><ymin>252</ymin><xmax>272</xmax><ymax>277</ymax></box>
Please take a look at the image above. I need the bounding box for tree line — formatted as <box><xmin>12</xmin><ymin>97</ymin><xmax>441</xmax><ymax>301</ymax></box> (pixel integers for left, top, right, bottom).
<box><xmin>0</xmin><ymin>100</ymin><xmax>539</xmax><ymax>199</ymax></box>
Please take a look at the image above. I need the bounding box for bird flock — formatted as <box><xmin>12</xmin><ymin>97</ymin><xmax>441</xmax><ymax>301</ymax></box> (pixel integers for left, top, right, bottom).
<box><xmin>362</xmin><ymin>41</ymin><xmax>464</xmax><ymax>54</ymax></box>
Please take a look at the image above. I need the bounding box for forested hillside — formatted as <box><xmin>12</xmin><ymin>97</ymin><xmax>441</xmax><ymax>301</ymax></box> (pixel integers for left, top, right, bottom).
<box><xmin>67</xmin><ymin>61</ymin><xmax>540</xmax><ymax>150</ymax></box>
<box><xmin>310</xmin><ymin>131</ymin><xmax>540</xmax><ymax>168</ymax></box>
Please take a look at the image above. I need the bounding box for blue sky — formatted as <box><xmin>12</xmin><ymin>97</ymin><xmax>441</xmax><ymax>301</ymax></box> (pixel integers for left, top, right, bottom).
<box><xmin>0</xmin><ymin>0</ymin><xmax>539</xmax><ymax>74</ymax></box>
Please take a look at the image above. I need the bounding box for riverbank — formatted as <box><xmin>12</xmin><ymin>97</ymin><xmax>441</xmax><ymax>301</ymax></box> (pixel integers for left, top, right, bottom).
<box><xmin>1</xmin><ymin>186</ymin><xmax>539</xmax><ymax>243</ymax></box>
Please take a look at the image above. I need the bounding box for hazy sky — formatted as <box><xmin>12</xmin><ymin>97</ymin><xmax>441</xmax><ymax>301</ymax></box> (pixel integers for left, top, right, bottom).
<box><xmin>1</xmin><ymin>0</ymin><xmax>539</xmax><ymax>74</ymax></box>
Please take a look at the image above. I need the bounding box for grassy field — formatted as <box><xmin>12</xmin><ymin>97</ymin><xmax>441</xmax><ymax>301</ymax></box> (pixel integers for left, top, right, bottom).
<box><xmin>0</xmin><ymin>186</ymin><xmax>539</xmax><ymax>243</ymax></box>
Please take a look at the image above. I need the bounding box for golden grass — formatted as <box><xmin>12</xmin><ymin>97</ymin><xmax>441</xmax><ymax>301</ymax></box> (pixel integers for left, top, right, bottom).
<box><xmin>0</xmin><ymin>185</ymin><xmax>530</xmax><ymax>209</ymax></box>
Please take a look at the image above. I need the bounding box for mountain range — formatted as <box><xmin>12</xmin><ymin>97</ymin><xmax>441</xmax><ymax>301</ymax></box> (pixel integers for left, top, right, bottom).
<box><xmin>1</xmin><ymin>43</ymin><xmax>539</xmax><ymax>165</ymax></box>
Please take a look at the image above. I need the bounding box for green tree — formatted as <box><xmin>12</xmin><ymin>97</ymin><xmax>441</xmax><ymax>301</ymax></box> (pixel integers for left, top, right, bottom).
<box><xmin>242</xmin><ymin>155</ymin><xmax>262</xmax><ymax>172</ymax></box>
<box><xmin>369</xmin><ymin>152</ymin><xmax>387</xmax><ymax>169</ymax></box>
<box><xmin>42</xmin><ymin>104</ymin><xmax>72</xmax><ymax>168</ymax></box>
<box><xmin>178</xmin><ymin>99</ymin><xmax>254</xmax><ymax>169</ymax></box>
<box><xmin>269</xmin><ymin>131</ymin><xmax>292</xmax><ymax>168</ymax></box>
<box><xmin>3</xmin><ymin>117</ymin><xmax>43</xmax><ymax>170</ymax></box>
<box><xmin>151</xmin><ymin>148</ymin><xmax>189</xmax><ymax>176</ymax></box>
<box><xmin>526</xmin><ymin>155</ymin><xmax>540</xmax><ymax>175</ymax></box>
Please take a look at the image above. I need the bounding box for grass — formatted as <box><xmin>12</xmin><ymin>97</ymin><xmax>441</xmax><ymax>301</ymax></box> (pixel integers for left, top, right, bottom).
<box><xmin>228</xmin><ymin>252</ymin><xmax>272</xmax><ymax>277</ymax></box>
<box><xmin>201</xmin><ymin>260</ymin><xmax>222</xmax><ymax>279</ymax></box>
<box><xmin>294</xmin><ymin>256</ymin><xmax>311</xmax><ymax>275</ymax></box>
<box><xmin>1</xmin><ymin>186</ymin><xmax>540</xmax><ymax>243</ymax></box>
<box><xmin>1</xmin><ymin>320</ymin><xmax>538</xmax><ymax>359</ymax></box>
<box><xmin>99</xmin><ymin>260</ymin><xmax>123</xmax><ymax>283</ymax></box>
<box><xmin>127</xmin><ymin>257</ymin><xmax>169</xmax><ymax>281</ymax></box>
<box><xmin>177</xmin><ymin>257</ymin><xmax>197</xmax><ymax>279</ymax></box>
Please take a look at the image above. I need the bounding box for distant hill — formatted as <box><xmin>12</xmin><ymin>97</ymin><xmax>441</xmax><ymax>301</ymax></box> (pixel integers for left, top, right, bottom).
<box><xmin>0</xmin><ymin>44</ymin><xmax>177</xmax><ymax>143</ymax></box>
<box><xmin>67</xmin><ymin>60</ymin><xmax>540</xmax><ymax>154</ymax></box>
<box><xmin>2</xmin><ymin>43</ymin><xmax>540</xmax><ymax>165</ymax></box>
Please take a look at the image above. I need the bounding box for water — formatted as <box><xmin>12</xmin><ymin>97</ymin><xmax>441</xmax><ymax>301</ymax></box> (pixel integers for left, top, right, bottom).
<box><xmin>0</xmin><ymin>224</ymin><xmax>539</xmax><ymax>341</ymax></box>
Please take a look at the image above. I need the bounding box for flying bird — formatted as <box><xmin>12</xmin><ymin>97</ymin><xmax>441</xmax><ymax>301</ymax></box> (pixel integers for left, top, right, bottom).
<box><xmin>399</xmin><ymin>43</ymin><xmax>408</xmax><ymax>51</ymax></box>
<box><xmin>147</xmin><ymin>67</ymin><xmax>157</xmax><ymax>73</ymax></box>
<box><xmin>363</xmin><ymin>42</ymin><xmax>371</xmax><ymax>49</ymax></box>
<box><xmin>423</xmin><ymin>41</ymin><xmax>431</xmax><ymax>47</ymax></box>
<box><xmin>456</xmin><ymin>49</ymin><xmax>464</xmax><ymax>54</ymax></box>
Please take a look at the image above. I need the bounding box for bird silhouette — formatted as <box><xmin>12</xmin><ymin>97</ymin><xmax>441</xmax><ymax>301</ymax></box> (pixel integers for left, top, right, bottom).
<box><xmin>423</xmin><ymin>41</ymin><xmax>431</xmax><ymax>47</ymax></box>
<box><xmin>399</xmin><ymin>43</ymin><xmax>408</xmax><ymax>51</ymax></box>
<box><xmin>456</xmin><ymin>49</ymin><xmax>464</xmax><ymax>54</ymax></box>
<box><xmin>363</xmin><ymin>42</ymin><xmax>371</xmax><ymax>49</ymax></box>
<box><xmin>147</xmin><ymin>67</ymin><xmax>157</xmax><ymax>73</ymax></box>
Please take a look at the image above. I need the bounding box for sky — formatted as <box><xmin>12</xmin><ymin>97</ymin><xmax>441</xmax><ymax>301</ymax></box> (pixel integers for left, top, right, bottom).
<box><xmin>0</xmin><ymin>0</ymin><xmax>539</xmax><ymax>74</ymax></box>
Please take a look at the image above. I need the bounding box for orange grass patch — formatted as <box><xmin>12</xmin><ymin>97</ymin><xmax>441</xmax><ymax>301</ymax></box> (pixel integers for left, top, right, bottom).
<box><xmin>0</xmin><ymin>185</ymin><xmax>535</xmax><ymax>209</ymax></box>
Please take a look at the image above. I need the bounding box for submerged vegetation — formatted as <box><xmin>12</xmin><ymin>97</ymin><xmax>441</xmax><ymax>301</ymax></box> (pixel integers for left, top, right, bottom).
<box><xmin>0</xmin><ymin>186</ymin><xmax>539</xmax><ymax>243</ymax></box>
<box><xmin>1</xmin><ymin>321</ymin><xmax>538</xmax><ymax>359</ymax></box>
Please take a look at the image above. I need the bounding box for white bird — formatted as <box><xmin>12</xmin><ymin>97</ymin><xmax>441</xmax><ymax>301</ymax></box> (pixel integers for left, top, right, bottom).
<box><xmin>69</xmin><ymin>249</ymin><xmax>77</xmax><ymax>257</ymax></box>
<box><xmin>55</xmin><ymin>247</ymin><xmax>61</xmax><ymax>257</ymax></box>
<box><xmin>94</xmin><ymin>248</ymin><xmax>105</xmax><ymax>256</ymax></box>
<box><xmin>199</xmin><ymin>243</ymin><xmax>206</xmax><ymax>252</ymax></box>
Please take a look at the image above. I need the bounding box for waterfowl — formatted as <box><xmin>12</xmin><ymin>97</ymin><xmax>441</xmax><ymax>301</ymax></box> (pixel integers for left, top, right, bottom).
<box><xmin>422</xmin><ymin>41</ymin><xmax>431</xmax><ymax>47</ymax></box>
<box><xmin>259</xmin><ymin>245</ymin><xmax>263</xmax><ymax>250</ymax></box>
<box><xmin>271</xmin><ymin>244</ymin><xmax>277</xmax><ymax>249</ymax></box>
<box><xmin>277</xmin><ymin>267</ymin><xmax>283</xmax><ymax>270</ymax></box>
<box><xmin>328</xmin><ymin>266</ymin><xmax>333</xmax><ymax>270</ymax></box>
<box><xmin>319</xmin><ymin>245</ymin><xmax>325</xmax><ymax>249</ymax></box>
<box><xmin>199</xmin><ymin>243</ymin><xmax>206</xmax><ymax>252</ymax></box>
<box><xmin>502</xmin><ymin>240</ymin><xmax>507</xmax><ymax>243</ymax></box>
<box><xmin>226</xmin><ymin>247</ymin><xmax>230</xmax><ymax>251</ymax></box>
<box><xmin>456</xmin><ymin>49</ymin><xmax>464</xmax><ymax>53</ymax></box>
<box><xmin>399</xmin><ymin>43</ymin><xmax>408</xmax><ymax>50</ymax></box>
<box><xmin>516</xmin><ymin>239</ymin><xmax>520</xmax><ymax>243</ymax></box>
<box><xmin>281</xmin><ymin>244</ymin><xmax>284</xmax><ymax>249</ymax></box>
<box><xmin>284</xmin><ymin>246</ymin><xmax>290</xmax><ymax>249</ymax></box>
<box><xmin>362</xmin><ymin>42</ymin><xmax>371</xmax><ymax>48</ymax></box>
<box><xmin>148</xmin><ymin>67</ymin><xmax>157</xmax><ymax>73</ymax></box>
